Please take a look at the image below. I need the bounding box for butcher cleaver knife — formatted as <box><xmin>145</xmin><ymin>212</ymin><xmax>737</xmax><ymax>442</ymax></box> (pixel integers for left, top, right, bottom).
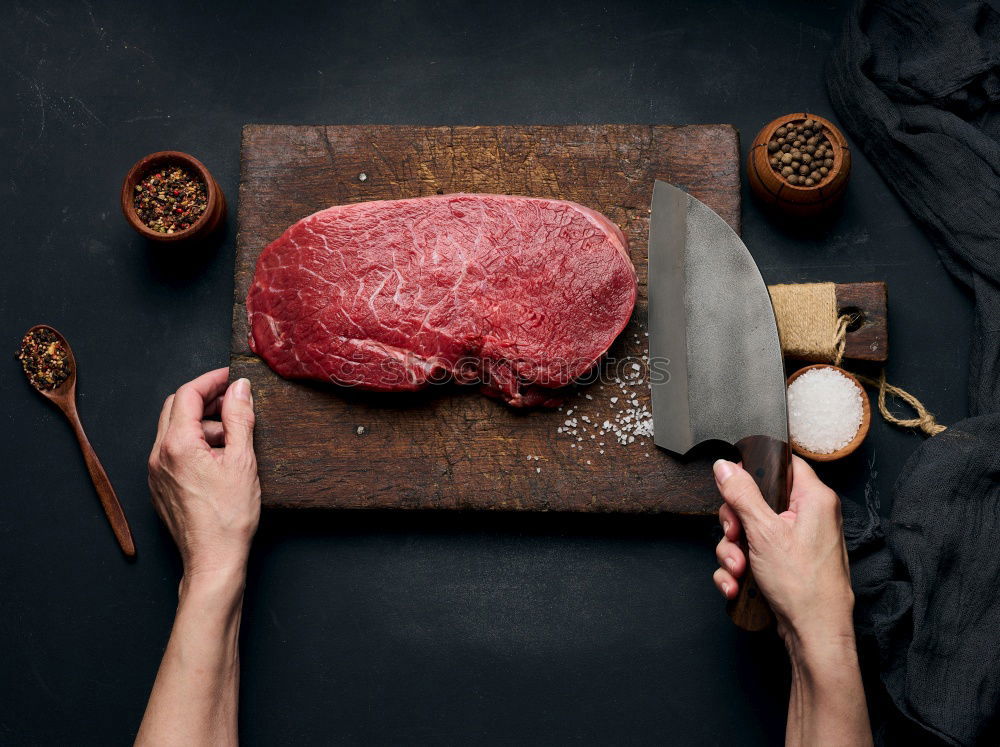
<box><xmin>648</xmin><ymin>180</ymin><xmax>790</xmax><ymax>632</ymax></box>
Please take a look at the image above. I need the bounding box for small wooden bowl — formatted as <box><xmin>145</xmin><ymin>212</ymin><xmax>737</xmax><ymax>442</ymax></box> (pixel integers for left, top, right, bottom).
<box><xmin>121</xmin><ymin>151</ymin><xmax>226</xmax><ymax>243</ymax></box>
<box><xmin>747</xmin><ymin>113</ymin><xmax>851</xmax><ymax>219</ymax></box>
<box><xmin>786</xmin><ymin>364</ymin><xmax>870</xmax><ymax>462</ymax></box>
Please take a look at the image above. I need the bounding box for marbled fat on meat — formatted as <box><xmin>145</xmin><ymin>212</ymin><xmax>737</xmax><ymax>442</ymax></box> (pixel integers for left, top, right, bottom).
<box><xmin>246</xmin><ymin>194</ymin><xmax>637</xmax><ymax>406</ymax></box>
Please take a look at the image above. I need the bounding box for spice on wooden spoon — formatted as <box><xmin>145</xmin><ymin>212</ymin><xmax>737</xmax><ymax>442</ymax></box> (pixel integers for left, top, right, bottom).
<box><xmin>16</xmin><ymin>325</ymin><xmax>136</xmax><ymax>557</ymax></box>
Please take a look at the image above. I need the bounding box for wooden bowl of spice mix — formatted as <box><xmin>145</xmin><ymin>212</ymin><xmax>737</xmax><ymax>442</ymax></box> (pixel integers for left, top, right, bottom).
<box><xmin>121</xmin><ymin>151</ymin><xmax>226</xmax><ymax>243</ymax></box>
<box><xmin>786</xmin><ymin>364</ymin><xmax>870</xmax><ymax>462</ymax></box>
<box><xmin>747</xmin><ymin>113</ymin><xmax>851</xmax><ymax>219</ymax></box>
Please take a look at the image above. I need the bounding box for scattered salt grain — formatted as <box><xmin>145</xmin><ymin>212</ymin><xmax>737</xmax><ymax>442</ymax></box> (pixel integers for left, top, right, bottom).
<box><xmin>358</xmin><ymin>173</ymin><xmax>368</xmax><ymax>182</ymax></box>
<box><xmin>787</xmin><ymin>367</ymin><xmax>863</xmax><ymax>455</ymax></box>
<box><xmin>551</xmin><ymin>353</ymin><xmax>657</xmax><ymax>453</ymax></box>
<box><xmin>356</xmin><ymin>426</ymin><xmax>365</xmax><ymax>435</ymax></box>
<box><xmin>536</xmin><ymin>467</ymin><xmax>541</xmax><ymax>473</ymax></box>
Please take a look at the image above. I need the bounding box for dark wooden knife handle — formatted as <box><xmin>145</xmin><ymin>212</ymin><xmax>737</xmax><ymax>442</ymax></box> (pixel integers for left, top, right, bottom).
<box><xmin>727</xmin><ymin>434</ymin><xmax>791</xmax><ymax>632</ymax></box>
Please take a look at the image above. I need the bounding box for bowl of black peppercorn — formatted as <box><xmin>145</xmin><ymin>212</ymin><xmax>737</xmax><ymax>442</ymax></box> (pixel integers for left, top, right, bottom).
<box><xmin>747</xmin><ymin>113</ymin><xmax>851</xmax><ymax>219</ymax></box>
<box><xmin>121</xmin><ymin>151</ymin><xmax>226</xmax><ymax>243</ymax></box>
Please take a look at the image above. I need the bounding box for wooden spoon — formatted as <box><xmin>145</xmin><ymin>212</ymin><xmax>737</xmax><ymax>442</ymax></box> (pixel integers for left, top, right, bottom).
<box><xmin>19</xmin><ymin>325</ymin><xmax>136</xmax><ymax>557</ymax></box>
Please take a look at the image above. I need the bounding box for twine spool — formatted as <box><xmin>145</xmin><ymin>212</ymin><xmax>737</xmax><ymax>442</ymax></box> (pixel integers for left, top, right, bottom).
<box><xmin>768</xmin><ymin>282</ymin><xmax>945</xmax><ymax>437</ymax></box>
<box><xmin>769</xmin><ymin>283</ymin><xmax>850</xmax><ymax>364</ymax></box>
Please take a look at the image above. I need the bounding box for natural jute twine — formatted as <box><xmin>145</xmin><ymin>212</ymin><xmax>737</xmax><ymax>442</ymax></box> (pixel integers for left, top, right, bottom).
<box><xmin>768</xmin><ymin>282</ymin><xmax>946</xmax><ymax>436</ymax></box>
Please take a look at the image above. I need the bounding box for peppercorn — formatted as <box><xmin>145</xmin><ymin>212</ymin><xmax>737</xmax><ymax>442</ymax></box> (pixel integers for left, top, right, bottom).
<box><xmin>765</xmin><ymin>118</ymin><xmax>836</xmax><ymax>188</ymax></box>
<box><xmin>133</xmin><ymin>165</ymin><xmax>208</xmax><ymax>234</ymax></box>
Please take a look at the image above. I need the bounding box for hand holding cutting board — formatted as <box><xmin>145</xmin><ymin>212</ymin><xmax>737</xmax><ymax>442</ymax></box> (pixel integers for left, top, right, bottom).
<box><xmin>147</xmin><ymin>368</ymin><xmax>261</xmax><ymax>579</ymax></box>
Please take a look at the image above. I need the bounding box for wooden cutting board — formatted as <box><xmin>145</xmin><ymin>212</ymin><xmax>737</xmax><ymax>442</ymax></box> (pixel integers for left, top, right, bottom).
<box><xmin>230</xmin><ymin>124</ymin><xmax>741</xmax><ymax>513</ymax></box>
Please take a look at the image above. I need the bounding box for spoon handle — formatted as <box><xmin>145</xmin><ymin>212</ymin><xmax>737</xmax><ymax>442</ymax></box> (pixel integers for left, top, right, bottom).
<box><xmin>64</xmin><ymin>407</ymin><xmax>136</xmax><ymax>557</ymax></box>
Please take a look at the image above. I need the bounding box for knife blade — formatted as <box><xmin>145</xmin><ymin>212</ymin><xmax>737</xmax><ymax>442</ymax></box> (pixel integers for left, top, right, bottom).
<box><xmin>648</xmin><ymin>180</ymin><xmax>791</xmax><ymax>631</ymax></box>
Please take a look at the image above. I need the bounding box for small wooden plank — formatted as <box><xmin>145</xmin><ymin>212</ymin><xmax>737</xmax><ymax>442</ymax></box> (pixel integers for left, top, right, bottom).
<box><xmin>231</xmin><ymin>124</ymin><xmax>741</xmax><ymax>513</ymax></box>
<box><xmin>836</xmin><ymin>281</ymin><xmax>888</xmax><ymax>362</ymax></box>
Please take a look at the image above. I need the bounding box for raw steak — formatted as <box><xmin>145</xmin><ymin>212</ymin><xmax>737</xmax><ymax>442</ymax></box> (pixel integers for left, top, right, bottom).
<box><xmin>246</xmin><ymin>194</ymin><xmax>637</xmax><ymax>406</ymax></box>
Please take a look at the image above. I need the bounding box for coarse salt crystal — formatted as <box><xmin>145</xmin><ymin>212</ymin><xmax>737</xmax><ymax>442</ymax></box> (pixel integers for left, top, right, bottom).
<box><xmin>787</xmin><ymin>367</ymin><xmax>864</xmax><ymax>455</ymax></box>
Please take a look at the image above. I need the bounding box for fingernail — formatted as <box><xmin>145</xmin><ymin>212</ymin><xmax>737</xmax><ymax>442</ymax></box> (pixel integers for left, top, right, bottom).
<box><xmin>234</xmin><ymin>378</ymin><xmax>252</xmax><ymax>403</ymax></box>
<box><xmin>726</xmin><ymin>557</ymin><xmax>736</xmax><ymax>572</ymax></box>
<box><xmin>723</xmin><ymin>520</ymin><xmax>731</xmax><ymax>534</ymax></box>
<box><xmin>713</xmin><ymin>459</ymin><xmax>736</xmax><ymax>484</ymax></box>
<box><xmin>721</xmin><ymin>582</ymin><xmax>730</xmax><ymax>597</ymax></box>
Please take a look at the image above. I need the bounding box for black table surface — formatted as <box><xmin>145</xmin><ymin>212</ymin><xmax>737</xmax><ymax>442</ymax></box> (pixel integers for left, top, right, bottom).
<box><xmin>0</xmin><ymin>1</ymin><xmax>972</xmax><ymax>744</ymax></box>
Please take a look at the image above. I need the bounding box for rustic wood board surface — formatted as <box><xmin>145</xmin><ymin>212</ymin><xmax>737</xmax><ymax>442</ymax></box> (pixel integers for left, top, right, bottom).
<box><xmin>835</xmin><ymin>281</ymin><xmax>888</xmax><ymax>362</ymax></box>
<box><xmin>230</xmin><ymin>124</ymin><xmax>741</xmax><ymax>513</ymax></box>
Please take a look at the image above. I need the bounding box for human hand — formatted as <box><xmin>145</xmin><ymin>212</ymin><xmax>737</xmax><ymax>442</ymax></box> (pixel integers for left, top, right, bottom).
<box><xmin>148</xmin><ymin>368</ymin><xmax>261</xmax><ymax>583</ymax></box>
<box><xmin>712</xmin><ymin>456</ymin><xmax>854</xmax><ymax>657</ymax></box>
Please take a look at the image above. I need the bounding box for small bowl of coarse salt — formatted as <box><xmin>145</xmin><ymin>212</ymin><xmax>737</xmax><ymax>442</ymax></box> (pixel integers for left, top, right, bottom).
<box><xmin>786</xmin><ymin>364</ymin><xmax>870</xmax><ymax>461</ymax></box>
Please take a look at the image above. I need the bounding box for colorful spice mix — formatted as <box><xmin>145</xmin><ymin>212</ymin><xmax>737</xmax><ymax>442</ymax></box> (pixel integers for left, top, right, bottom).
<box><xmin>17</xmin><ymin>328</ymin><xmax>72</xmax><ymax>390</ymax></box>
<box><xmin>133</xmin><ymin>165</ymin><xmax>207</xmax><ymax>234</ymax></box>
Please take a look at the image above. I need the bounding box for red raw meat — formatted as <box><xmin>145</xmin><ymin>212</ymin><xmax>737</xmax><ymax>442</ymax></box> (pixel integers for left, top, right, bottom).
<box><xmin>246</xmin><ymin>194</ymin><xmax>636</xmax><ymax>406</ymax></box>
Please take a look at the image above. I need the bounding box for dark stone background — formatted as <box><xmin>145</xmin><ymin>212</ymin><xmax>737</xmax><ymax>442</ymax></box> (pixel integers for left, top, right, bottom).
<box><xmin>0</xmin><ymin>1</ymin><xmax>971</xmax><ymax>744</ymax></box>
